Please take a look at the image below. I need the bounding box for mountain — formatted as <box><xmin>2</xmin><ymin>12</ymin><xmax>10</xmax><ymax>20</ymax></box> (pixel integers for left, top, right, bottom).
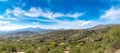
<box><xmin>14</xmin><ymin>27</ymin><xmax>54</xmax><ymax>34</ymax></box>
<box><xmin>1</xmin><ymin>24</ymin><xmax>120</xmax><ymax>53</ymax></box>
<box><xmin>93</xmin><ymin>24</ymin><xmax>107</xmax><ymax>29</ymax></box>
<box><xmin>4</xmin><ymin>31</ymin><xmax>40</xmax><ymax>37</ymax></box>
<box><xmin>90</xmin><ymin>24</ymin><xmax>120</xmax><ymax>30</ymax></box>
<box><xmin>0</xmin><ymin>24</ymin><xmax>117</xmax><ymax>37</ymax></box>
<box><xmin>26</xmin><ymin>24</ymin><xmax>120</xmax><ymax>53</ymax></box>
<box><xmin>0</xmin><ymin>27</ymin><xmax>54</xmax><ymax>36</ymax></box>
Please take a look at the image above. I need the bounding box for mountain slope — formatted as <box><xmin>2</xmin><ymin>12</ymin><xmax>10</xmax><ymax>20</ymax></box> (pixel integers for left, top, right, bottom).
<box><xmin>27</xmin><ymin>24</ymin><xmax>120</xmax><ymax>53</ymax></box>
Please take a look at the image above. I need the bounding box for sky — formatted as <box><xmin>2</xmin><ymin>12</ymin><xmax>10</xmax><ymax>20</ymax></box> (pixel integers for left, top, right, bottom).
<box><xmin>0</xmin><ymin>0</ymin><xmax>120</xmax><ymax>31</ymax></box>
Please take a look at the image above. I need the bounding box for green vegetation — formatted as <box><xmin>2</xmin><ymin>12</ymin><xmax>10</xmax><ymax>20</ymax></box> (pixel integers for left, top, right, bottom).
<box><xmin>0</xmin><ymin>25</ymin><xmax>120</xmax><ymax>53</ymax></box>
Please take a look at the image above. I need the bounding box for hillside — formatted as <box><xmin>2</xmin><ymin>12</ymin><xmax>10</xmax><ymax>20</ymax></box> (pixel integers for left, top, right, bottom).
<box><xmin>0</xmin><ymin>24</ymin><xmax>120</xmax><ymax>53</ymax></box>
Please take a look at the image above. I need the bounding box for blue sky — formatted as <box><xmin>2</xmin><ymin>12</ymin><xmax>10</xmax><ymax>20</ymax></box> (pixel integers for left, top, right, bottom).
<box><xmin>0</xmin><ymin>0</ymin><xmax>120</xmax><ymax>31</ymax></box>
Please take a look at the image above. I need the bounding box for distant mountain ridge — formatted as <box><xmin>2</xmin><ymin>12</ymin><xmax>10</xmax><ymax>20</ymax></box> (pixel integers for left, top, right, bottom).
<box><xmin>0</xmin><ymin>24</ymin><xmax>119</xmax><ymax>36</ymax></box>
<box><xmin>0</xmin><ymin>27</ymin><xmax>54</xmax><ymax>36</ymax></box>
<box><xmin>14</xmin><ymin>27</ymin><xmax>54</xmax><ymax>34</ymax></box>
<box><xmin>88</xmin><ymin>24</ymin><xmax>119</xmax><ymax>30</ymax></box>
<box><xmin>91</xmin><ymin>24</ymin><xmax>108</xmax><ymax>30</ymax></box>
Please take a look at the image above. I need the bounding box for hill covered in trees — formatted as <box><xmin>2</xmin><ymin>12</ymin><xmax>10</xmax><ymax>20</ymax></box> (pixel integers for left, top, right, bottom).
<box><xmin>0</xmin><ymin>24</ymin><xmax>120</xmax><ymax>53</ymax></box>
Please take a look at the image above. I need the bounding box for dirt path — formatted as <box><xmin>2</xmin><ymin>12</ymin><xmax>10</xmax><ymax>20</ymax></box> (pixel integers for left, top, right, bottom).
<box><xmin>17</xmin><ymin>52</ymin><xmax>25</xmax><ymax>53</ymax></box>
<box><xmin>64</xmin><ymin>51</ymin><xmax>69</xmax><ymax>53</ymax></box>
<box><xmin>64</xmin><ymin>47</ymin><xmax>69</xmax><ymax>53</ymax></box>
<box><xmin>115</xmin><ymin>49</ymin><xmax>120</xmax><ymax>53</ymax></box>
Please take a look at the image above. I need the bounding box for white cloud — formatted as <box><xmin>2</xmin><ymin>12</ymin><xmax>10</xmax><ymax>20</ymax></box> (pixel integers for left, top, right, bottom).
<box><xmin>81</xmin><ymin>21</ymin><xmax>91</xmax><ymax>26</ymax></box>
<box><xmin>6</xmin><ymin>7</ymin><xmax>26</xmax><ymax>17</ymax></box>
<box><xmin>0</xmin><ymin>21</ymin><xmax>11</xmax><ymax>29</ymax></box>
<box><xmin>6</xmin><ymin>7</ymin><xmax>83</xmax><ymax>19</ymax></box>
<box><xmin>66</xmin><ymin>13</ymin><xmax>83</xmax><ymax>18</ymax></box>
<box><xmin>0</xmin><ymin>7</ymin><xmax>95</xmax><ymax>31</ymax></box>
<box><xmin>0</xmin><ymin>21</ymin><xmax>10</xmax><ymax>25</ymax></box>
<box><xmin>0</xmin><ymin>15</ymin><xmax>4</xmax><ymax>18</ymax></box>
<box><xmin>0</xmin><ymin>25</ymin><xmax>26</xmax><ymax>31</ymax></box>
<box><xmin>40</xmin><ymin>20</ymin><xmax>93</xmax><ymax>29</ymax></box>
<box><xmin>42</xmin><ymin>11</ymin><xmax>64</xmax><ymax>19</ymax></box>
<box><xmin>24</xmin><ymin>7</ymin><xmax>42</xmax><ymax>17</ymax></box>
<box><xmin>100</xmin><ymin>6</ymin><xmax>120</xmax><ymax>20</ymax></box>
<box><xmin>2</xmin><ymin>6</ymin><xmax>120</xmax><ymax>31</ymax></box>
<box><xmin>0</xmin><ymin>22</ymin><xmax>40</xmax><ymax>31</ymax></box>
<box><xmin>0</xmin><ymin>19</ymin><xmax>97</xmax><ymax>30</ymax></box>
<box><xmin>0</xmin><ymin>15</ymin><xmax>17</xmax><ymax>20</ymax></box>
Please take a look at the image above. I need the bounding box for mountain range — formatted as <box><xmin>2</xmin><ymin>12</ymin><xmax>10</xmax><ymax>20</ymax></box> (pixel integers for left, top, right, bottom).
<box><xmin>0</xmin><ymin>24</ymin><xmax>116</xmax><ymax>37</ymax></box>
